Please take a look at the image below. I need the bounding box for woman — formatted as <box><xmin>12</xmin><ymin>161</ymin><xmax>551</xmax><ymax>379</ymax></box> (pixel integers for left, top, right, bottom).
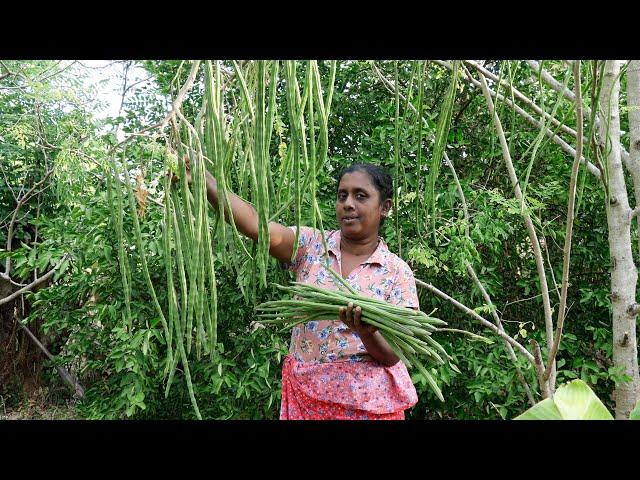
<box><xmin>191</xmin><ymin>162</ymin><xmax>419</xmax><ymax>420</ymax></box>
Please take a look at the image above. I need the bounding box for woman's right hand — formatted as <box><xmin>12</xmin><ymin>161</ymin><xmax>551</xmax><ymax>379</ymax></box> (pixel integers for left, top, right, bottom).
<box><xmin>170</xmin><ymin>155</ymin><xmax>193</xmax><ymax>185</ymax></box>
<box><xmin>170</xmin><ymin>153</ymin><xmax>295</xmax><ymax>264</ymax></box>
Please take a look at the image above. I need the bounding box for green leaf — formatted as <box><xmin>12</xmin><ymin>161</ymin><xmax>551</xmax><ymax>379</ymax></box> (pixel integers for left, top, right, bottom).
<box><xmin>515</xmin><ymin>398</ymin><xmax>563</xmax><ymax>420</ymax></box>
<box><xmin>553</xmin><ymin>379</ymin><xmax>613</xmax><ymax>420</ymax></box>
<box><xmin>142</xmin><ymin>332</ymin><xmax>150</xmax><ymax>356</ymax></box>
<box><xmin>628</xmin><ymin>400</ymin><xmax>640</xmax><ymax>420</ymax></box>
<box><xmin>515</xmin><ymin>380</ymin><xmax>613</xmax><ymax>420</ymax></box>
<box><xmin>53</xmin><ymin>258</ymin><xmax>70</xmax><ymax>282</ymax></box>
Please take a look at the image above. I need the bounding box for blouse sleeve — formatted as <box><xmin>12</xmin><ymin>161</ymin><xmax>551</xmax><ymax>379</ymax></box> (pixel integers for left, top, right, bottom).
<box><xmin>388</xmin><ymin>261</ymin><xmax>420</xmax><ymax>309</ymax></box>
<box><xmin>282</xmin><ymin>226</ymin><xmax>316</xmax><ymax>274</ymax></box>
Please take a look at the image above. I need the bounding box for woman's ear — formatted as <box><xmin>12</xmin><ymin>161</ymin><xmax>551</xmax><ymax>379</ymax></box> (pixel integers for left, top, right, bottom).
<box><xmin>381</xmin><ymin>199</ymin><xmax>392</xmax><ymax>217</ymax></box>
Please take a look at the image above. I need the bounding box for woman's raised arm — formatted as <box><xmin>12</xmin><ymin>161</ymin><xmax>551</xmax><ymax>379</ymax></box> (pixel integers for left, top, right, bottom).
<box><xmin>202</xmin><ymin>171</ymin><xmax>297</xmax><ymax>264</ymax></box>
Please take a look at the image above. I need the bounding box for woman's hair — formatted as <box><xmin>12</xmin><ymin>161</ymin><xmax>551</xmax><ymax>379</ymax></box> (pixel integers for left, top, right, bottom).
<box><xmin>336</xmin><ymin>163</ymin><xmax>393</xmax><ymax>227</ymax></box>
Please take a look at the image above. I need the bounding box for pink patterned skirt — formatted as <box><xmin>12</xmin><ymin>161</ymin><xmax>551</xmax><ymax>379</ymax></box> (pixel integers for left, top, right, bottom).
<box><xmin>280</xmin><ymin>354</ymin><xmax>417</xmax><ymax>420</ymax></box>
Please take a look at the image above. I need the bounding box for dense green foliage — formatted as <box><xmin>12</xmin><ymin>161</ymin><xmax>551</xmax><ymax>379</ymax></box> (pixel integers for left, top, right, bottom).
<box><xmin>1</xmin><ymin>60</ymin><xmax>636</xmax><ymax>419</ymax></box>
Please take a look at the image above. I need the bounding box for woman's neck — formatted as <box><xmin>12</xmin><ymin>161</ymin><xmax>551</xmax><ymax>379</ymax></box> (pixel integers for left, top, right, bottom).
<box><xmin>340</xmin><ymin>231</ymin><xmax>379</xmax><ymax>257</ymax></box>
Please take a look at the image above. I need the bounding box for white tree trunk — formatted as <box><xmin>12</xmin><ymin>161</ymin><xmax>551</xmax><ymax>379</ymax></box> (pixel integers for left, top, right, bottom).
<box><xmin>599</xmin><ymin>60</ymin><xmax>640</xmax><ymax>418</ymax></box>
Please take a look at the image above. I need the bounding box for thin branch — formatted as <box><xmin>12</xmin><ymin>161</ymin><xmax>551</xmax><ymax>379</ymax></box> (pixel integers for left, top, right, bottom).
<box><xmin>436</xmin><ymin>60</ymin><xmax>601</xmax><ymax>179</ymax></box>
<box><xmin>14</xmin><ymin>316</ymin><xmax>84</xmax><ymax>398</ymax></box>
<box><xmin>543</xmin><ymin>61</ymin><xmax>584</xmax><ymax>382</ymax></box>
<box><xmin>371</xmin><ymin>61</ymin><xmax>418</xmax><ymax>114</ymax></box>
<box><xmin>4</xmin><ymin>168</ymin><xmax>54</xmax><ymax>276</ymax></box>
<box><xmin>463</xmin><ymin>60</ymin><xmax>581</xmax><ymax>141</ymax></box>
<box><xmin>35</xmin><ymin>61</ymin><xmax>79</xmax><ymax>84</ymax></box>
<box><xmin>477</xmin><ymin>69</ymin><xmax>555</xmax><ymax>387</ymax></box>
<box><xmin>414</xmin><ymin>278</ymin><xmax>534</xmax><ymax>362</ymax></box>
<box><xmin>530</xmin><ymin>339</ymin><xmax>551</xmax><ymax>398</ymax></box>
<box><xmin>0</xmin><ymin>272</ymin><xmax>28</xmax><ymax>287</ymax></box>
<box><xmin>502</xmin><ymin>291</ymin><xmax>546</xmax><ymax>310</ymax></box>
<box><xmin>0</xmin><ymin>163</ymin><xmax>19</xmax><ymax>202</ymax></box>
<box><xmin>627</xmin><ymin>61</ymin><xmax>640</xmax><ymax>257</ymax></box>
<box><xmin>466</xmin><ymin>264</ymin><xmax>536</xmax><ymax>405</ymax></box>
<box><xmin>525</xmin><ymin>59</ymin><xmax>633</xmax><ymax>171</ymax></box>
<box><xmin>120</xmin><ymin>76</ymin><xmax>152</xmax><ymax>101</ymax></box>
<box><xmin>108</xmin><ymin>60</ymin><xmax>202</xmax><ymax>156</ymax></box>
<box><xmin>0</xmin><ymin>209</ymin><xmax>31</xmax><ymax>233</ymax></box>
<box><xmin>445</xmin><ymin>151</ymin><xmax>535</xmax><ymax>405</ymax></box>
<box><xmin>0</xmin><ymin>60</ymin><xmax>20</xmax><ymax>82</ymax></box>
<box><xmin>541</xmin><ymin>234</ymin><xmax>562</xmax><ymax>303</ymax></box>
<box><xmin>0</xmin><ymin>254</ymin><xmax>68</xmax><ymax>306</ymax></box>
<box><xmin>117</xmin><ymin>61</ymin><xmax>131</xmax><ymax>118</ymax></box>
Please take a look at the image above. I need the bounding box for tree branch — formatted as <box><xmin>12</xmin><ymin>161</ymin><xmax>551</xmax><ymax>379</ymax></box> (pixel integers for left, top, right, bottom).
<box><xmin>414</xmin><ymin>278</ymin><xmax>534</xmax><ymax>362</ymax></box>
<box><xmin>444</xmin><ymin>152</ymin><xmax>535</xmax><ymax>405</ymax></box>
<box><xmin>463</xmin><ymin>60</ymin><xmax>581</xmax><ymax>141</ymax></box>
<box><xmin>543</xmin><ymin>61</ymin><xmax>584</xmax><ymax>382</ymax></box>
<box><xmin>0</xmin><ymin>163</ymin><xmax>19</xmax><ymax>202</ymax></box>
<box><xmin>477</xmin><ymin>69</ymin><xmax>556</xmax><ymax>388</ymax></box>
<box><xmin>435</xmin><ymin>60</ymin><xmax>601</xmax><ymax>179</ymax></box>
<box><xmin>15</xmin><ymin>316</ymin><xmax>84</xmax><ymax>398</ymax></box>
<box><xmin>627</xmin><ymin>61</ymin><xmax>640</xmax><ymax>258</ymax></box>
<box><xmin>0</xmin><ymin>60</ymin><xmax>17</xmax><ymax>81</ymax></box>
<box><xmin>530</xmin><ymin>339</ymin><xmax>551</xmax><ymax>398</ymax></box>
<box><xmin>4</xmin><ymin>168</ymin><xmax>54</xmax><ymax>276</ymax></box>
<box><xmin>525</xmin><ymin>60</ymin><xmax>634</xmax><ymax>171</ymax></box>
<box><xmin>370</xmin><ymin>61</ymin><xmax>418</xmax><ymax>114</ymax></box>
<box><xmin>0</xmin><ymin>272</ymin><xmax>28</xmax><ymax>287</ymax></box>
<box><xmin>35</xmin><ymin>61</ymin><xmax>79</xmax><ymax>84</ymax></box>
<box><xmin>108</xmin><ymin>60</ymin><xmax>202</xmax><ymax>155</ymax></box>
<box><xmin>0</xmin><ymin>254</ymin><xmax>68</xmax><ymax>306</ymax></box>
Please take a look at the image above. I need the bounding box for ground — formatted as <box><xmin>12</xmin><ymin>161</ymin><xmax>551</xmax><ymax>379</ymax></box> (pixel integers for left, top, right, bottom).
<box><xmin>1</xmin><ymin>387</ymin><xmax>78</xmax><ymax>420</ymax></box>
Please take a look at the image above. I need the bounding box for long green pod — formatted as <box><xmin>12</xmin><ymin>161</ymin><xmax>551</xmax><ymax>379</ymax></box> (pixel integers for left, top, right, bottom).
<box><xmin>381</xmin><ymin>332</ymin><xmax>413</xmax><ymax>369</ymax></box>
<box><xmin>385</xmin><ymin>332</ymin><xmax>417</xmax><ymax>355</ymax></box>
<box><xmin>171</xmin><ymin>194</ymin><xmax>190</xmax><ymax>340</ymax></box>
<box><xmin>163</xmin><ymin>195</ymin><xmax>181</xmax><ymax>396</ymax></box>
<box><xmin>201</xmin><ymin>187</ymin><xmax>218</xmax><ymax>361</ymax></box>
<box><xmin>253</xmin><ymin>61</ymin><xmax>270</xmax><ymax>287</ymax></box>
<box><xmin>393</xmin><ymin>61</ymin><xmax>402</xmax><ymax>253</ymax></box>
<box><xmin>414</xmin><ymin>61</ymin><xmax>426</xmax><ymax>234</ymax></box>
<box><xmin>407</xmin><ymin>351</ymin><xmax>444</xmax><ymax>402</ymax></box>
<box><xmin>108</xmin><ymin>156</ymin><xmax>133</xmax><ymax>332</ymax></box>
<box><xmin>279</xmin><ymin>285</ymin><xmax>430</xmax><ymax>321</ymax></box>
<box><xmin>306</xmin><ymin>61</ymin><xmax>317</xmax><ymax>230</ymax></box>
<box><xmin>265</xmin><ymin>61</ymin><xmax>280</xmax><ymax>207</ymax></box>
<box><xmin>184</xmin><ymin>146</ymin><xmax>200</xmax><ymax>355</ymax></box>
<box><xmin>119</xmin><ymin>151</ymin><xmax>171</xmax><ymax>357</ymax></box>
<box><xmin>161</xmin><ymin>174</ymin><xmax>176</xmax><ymax>379</ymax></box>
<box><xmin>423</xmin><ymin>333</ymin><xmax>454</xmax><ymax>361</ymax></box>
<box><xmin>425</xmin><ymin>61</ymin><xmax>459</xmax><ymax>243</ymax></box>
<box><xmin>284</xmin><ymin>61</ymin><xmax>303</xmax><ymax>261</ymax></box>
<box><xmin>170</xmin><ymin>196</ymin><xmax>201</xmax><ymax>418</ymax></box>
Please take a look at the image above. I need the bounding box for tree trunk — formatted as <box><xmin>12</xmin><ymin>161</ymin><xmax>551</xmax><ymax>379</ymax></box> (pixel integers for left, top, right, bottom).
<box><xmin>600</xmin><ymin>60</ymin><xmax>640</xmax><ymax>418</ymax></box>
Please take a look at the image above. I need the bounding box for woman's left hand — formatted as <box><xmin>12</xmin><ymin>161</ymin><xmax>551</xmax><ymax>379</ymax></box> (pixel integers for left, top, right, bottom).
<box><xmin>339</xmin><ymin>302</ymin><xmax>378</xmax><ymax>337</ymax></box>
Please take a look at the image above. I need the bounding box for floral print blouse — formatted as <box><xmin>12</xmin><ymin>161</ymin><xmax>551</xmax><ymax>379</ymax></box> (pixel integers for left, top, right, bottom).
<box><xmin>285</xmin><ymin>227</ymin><xmax>420</xmax><ymax>364</ymax></box>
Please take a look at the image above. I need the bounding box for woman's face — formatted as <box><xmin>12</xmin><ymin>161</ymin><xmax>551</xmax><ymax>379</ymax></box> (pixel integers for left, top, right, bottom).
<box><xmin>336</xmin><ymin>171</ymin><xmax>391</xmax><ymax>240</ymax></box>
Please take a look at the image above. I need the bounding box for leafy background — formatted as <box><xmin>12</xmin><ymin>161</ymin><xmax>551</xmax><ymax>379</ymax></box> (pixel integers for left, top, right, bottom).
<box><xmin>0</xmin><ymin>60</ymin><xmax>633</xmax><ymax>420</ymax></box>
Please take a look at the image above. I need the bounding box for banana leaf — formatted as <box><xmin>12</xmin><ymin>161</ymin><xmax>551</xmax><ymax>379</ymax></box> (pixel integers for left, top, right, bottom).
<box><xmin>515</xmin><ymin>379</ymin><xmax>613</xmax><ymax>420</ymax></box>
